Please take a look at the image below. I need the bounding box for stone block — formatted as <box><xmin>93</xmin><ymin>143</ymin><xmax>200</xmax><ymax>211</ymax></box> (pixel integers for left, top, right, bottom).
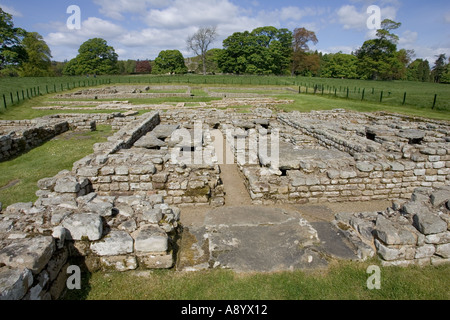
<box><xmin>99</xmin><ymin>256</ymin><xmax>137</xmax><ymax>272</ymax></box>
<box><xmin>134</xmin><ymin>226</ymin><xmax>168</xmax><ymax>253</ymax></box>
<box><xmin>0</xmin><ymin>237</ymin><xmax>55</xmax><ymax>274</ymax></box>
<box><xmin>0</xmin><ymin>268</ymin><xmax>33</xmax><ymax>300</ymax></box>
<box><xmin>91</xmin><ymin>231</ymin><xmax>134</xmax><ymax>256</ymax></box>
<box><xmin>414</xmin><ymin>244</ymin><xmax>436</xmax><ymax>259</ymax></box>
<box><xmin>143</xmin><ymin>208</ymin><xmax>163</xmax><ymax>224</ymax></box>
<box><xmin>375</xmin><ymin>216</ymin><xmax>416</xmax><ymax>245</ymax></box>
<box><xmin>413</xmin><ymin>212</ymin><xmax>447</xmax><ymax>235</ymax></box>
<box><xmin>54</xmin><ymin>176</ymin><xmax>80</xmax><ymax>193</ymax></box>
<box><xmin>62</xmin><ymin>214</ymin><xmax>103</xmax><ymax>241</ymax></box>
<box><xmin>375</xmin><ymin>239</ymin><xmax>415</xmax><ymax>261</ymax></box>
<box><xmin>137</xmin><ymin>253</ymin><xmax>174</xmax><ymax>269</ymax></box>
<box><xmin>435</xmin><ymin>243</ymin><xmax>450</xmax><ymax>259</ymax></box>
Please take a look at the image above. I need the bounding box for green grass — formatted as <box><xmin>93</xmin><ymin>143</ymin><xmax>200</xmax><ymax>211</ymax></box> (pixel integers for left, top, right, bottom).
<box><xmin>2</xmin><ymin>75</ymin><xmax>449</xmax><ymax>121</ymax></box>
<box><xmin>63</xmin><ymin>260</ymin><xmax>450</xmax><ymax>300</ymax></box>
<box><xmin>0</xmin><ymin>125</ymin><xmax>113</xmax><ymax>207</ymax></box>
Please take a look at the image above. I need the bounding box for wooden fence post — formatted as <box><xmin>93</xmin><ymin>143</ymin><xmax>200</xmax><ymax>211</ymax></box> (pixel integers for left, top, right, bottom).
<box><xmin>432</xmin><ymin>94</ymin><xmax>437</xmax><ymax>109</ymax></box>
<box><xmin>3</xmin><ymin>94</ymin><xmax>7</xmax><ymax>109</ymax></box>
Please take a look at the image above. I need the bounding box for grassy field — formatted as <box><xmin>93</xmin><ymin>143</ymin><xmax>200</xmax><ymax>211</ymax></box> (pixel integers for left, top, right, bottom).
<box><xmin>1</xmin><ymin>75</ymin><xmax>449</xmax><ymax>115</ymax></box>
<box><xmin>1</xmin><ymin>75</ymin><xmax>449</xmax><ymax>301</ymax></box>
<box><xmin>63</xmin><ymin>260</ymin><xmax>449</xmax><ymax>300</ymax></box>
<box><xmin>0</xmin><ymin>125</ymin><xmax>113</xmax><ymax>207</ymax></box>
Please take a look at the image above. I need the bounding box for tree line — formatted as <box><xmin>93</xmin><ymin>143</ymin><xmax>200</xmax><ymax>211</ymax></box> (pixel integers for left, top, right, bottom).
<box><xmin>1</xmin><ymin>7</ymin><xmax>449</xmax><ymax>83</ymax></box>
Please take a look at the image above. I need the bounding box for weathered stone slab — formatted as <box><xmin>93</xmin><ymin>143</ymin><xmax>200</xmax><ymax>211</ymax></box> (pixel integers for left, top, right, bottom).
<box><xmin>430</xmin><ymin>188</ymin><xmax>450</xmax><ymax>207</ymax></box>
<box><xmin>90</xmin><ymin>231</ymin><xmax>134</xmax><ymax>256</ymax></box>
<box><xmin>54</xmin><ymin>176</ymin><xmax>80</xmax><ymax>193</ymax></box>
<box><xmin>0</xmin><ymin>237</ymin><xmax>55</xmax><ymax>274</ymax></box>
<box><xmin>151</xmin><ymin>124</ymin><xmax>180</xmax><ymax>139</ymax></box>
<box><xmin>137</xmin><ymin>253</ymin><xmax>174</xmax><ymax>269</ymax></box>
<box><xmin>134</xmin><ymin>226</ymin><xmax>168</xmax><ymax>253</ymax></box>
<box><xmin>61</xmin><ymin>214</ymin><xmax>103</xmax><ymax>241</ymax></box>
<box><xmin>0</xmin><ymin>268</ymin><xmax>33</xmax><ymax>300</ymax></box>
<box><xmin>100</xmin><ymin>255</ymin><xmax>137</xmax><ymax>271</ymax></box>
<box><xmin>134</xmin><ymin>133</ymin><xmax>166</xmax><ymax>149</ymax></box>
<box><xmin>375</xmin><ymin>216</ymin><xmax>416</xmax><ymax>245</ymax></box>
<box><xmin>413</xmin><ymin>212</ymin><xmax>447</xmax><ymax>235</ymax></box>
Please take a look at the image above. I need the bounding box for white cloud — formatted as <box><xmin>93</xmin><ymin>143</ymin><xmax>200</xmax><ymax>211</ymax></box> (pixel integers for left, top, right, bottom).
<box><xmin>0</xmin><ymin>3</ymin><xmax>23</xmax><ymax>17</ymax></box>
<box><xmin>93</xmin><ymin>0</ymin><xmax>170</xmax><ymax>20</ymax></box>
<box><xmin>336</xmin><ymin>4</ymin><xmax>397</xmax><ymax>31</ymax></box>
<box><xmin>399</xmin><ymin>30</ymin><xmax>418</xmax><ymax>47</ymax></box>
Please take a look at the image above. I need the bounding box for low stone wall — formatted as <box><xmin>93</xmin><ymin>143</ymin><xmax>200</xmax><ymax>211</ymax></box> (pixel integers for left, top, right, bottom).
<box><xmin>334</xmin><ymin>187</ymin><xmax>450</xmax><ymax>267</ymax></box>
<box><xmin>0</xmin><ymin>119</ymin><xmax>69</xmax><ymax>162</ymax></box>
<box><xmin>238</xmin><ymin>111</ymin><xmax>450</xmax><ymax>205</ymax></box>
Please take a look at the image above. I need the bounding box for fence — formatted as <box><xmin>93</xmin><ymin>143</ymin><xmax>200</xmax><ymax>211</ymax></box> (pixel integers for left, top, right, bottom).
<box><xmin>1</xmin><ymin>75</ymin><xmax>448</xmax><ymax>111</ymax></box>
<box><xmin>1</xmin><ymin>78</ymin><xmax>112</xmax><ymax>110</ymax></box>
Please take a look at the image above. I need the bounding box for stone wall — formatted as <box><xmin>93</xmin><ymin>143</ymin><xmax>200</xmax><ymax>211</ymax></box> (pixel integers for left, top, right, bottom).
<box><xmin>0</xmin><ymin>119</ymin><xmax>70</xmax><ymax>162</ymax></box>
<box><xmin>334</xmin><ymin>186</ymin><xmax>450</xmax><ymax>267</ymax></box>
<box><xmin>237</xmin><ymin>110</ymin><xmax>449</xmax><ymax>205</ymax></box>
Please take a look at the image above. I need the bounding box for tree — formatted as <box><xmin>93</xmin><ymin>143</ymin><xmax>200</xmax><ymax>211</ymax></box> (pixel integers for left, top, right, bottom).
<box><xmin>441</xmin><ymin>57</ymin><xmax>450</xmax><ymax>84</ymax></box>
<box><xmin>431</xmin><ymin>54</ymin><xmax>447</xmax><ymax>83</ymax></box>
<box><xmin>153</xmin><ymin>50</ymin><xmax>187</xmax><ymax>74</ymax></box>
<box><xmin>135</xmin><ymin>60</ymin><xmax>151</xmax><ymax>74</ymax></box>
<box><xmin>63</xmin><ymin>38</ymin><xmax>118</xmax><ymax>75</ymax></box>
<box><xmin>0</xmin><ymin>8</ymin><xmax>27</xmax><ymax>76</ymax></box>
<box><xmin>187</xmin><ymin>26</ymin><xmax>218</xmax><ymax>75</ymax></box>
<box><xmin>407</xmin><ymin>59</ymin><xmax>431</xmax><ymax>82</ymax></box>
<box><xmin>18</xmin><ymin>32</ymin><xmax>53</xmax><ymax>77</ymax></box>
<box><xmin>218</xmin><ymin>26</ymin><xmax>292</xmax><ymax>75</ymax></box>
<box><xmin>320</xmin><ymin>53</ymin><xmax>358</xmax><ymax>79</ymax></box>
<box><xmin>291</xmin><ymin>27</ymin><xmax>318</xmax><ymax>76</ymax></box>
<box><xmin>355</xmin><ymin>19</ymin><xmax>403</xmax><ymax>80</ymax></box>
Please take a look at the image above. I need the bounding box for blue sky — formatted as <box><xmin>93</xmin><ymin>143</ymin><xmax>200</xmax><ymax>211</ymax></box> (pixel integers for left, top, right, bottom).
<box><xmin>1</xmin><ymin>0</ymin><xmax>449</xmax><ymax>64</ymax></box>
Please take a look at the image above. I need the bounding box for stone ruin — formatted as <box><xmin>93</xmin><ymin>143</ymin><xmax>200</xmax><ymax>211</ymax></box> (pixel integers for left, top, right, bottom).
<box><xmin>0</xmin><ymin>90</ymin><xmax>449</xmax><ymax>299</ymax></box>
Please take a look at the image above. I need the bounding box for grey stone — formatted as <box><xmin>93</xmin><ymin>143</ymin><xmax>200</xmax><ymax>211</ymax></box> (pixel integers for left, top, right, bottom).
<box><xmin>137</xmin><ymin>253</ymin><xmax>174</xmax><ymax>269</ymax></box>
<box><xmin>425</xmin><ymin>231</ymin><xmax>450</xmax><ymax>244</ymax></box>
<box><xmin>430</xmin><ymin>189</ymin><xmax>450</xmax><ymax>207</ymax></box>
<box><xmin>413</xmin><ymin>212</ymin><xmax>447</xmax><ymax>235</ymax></box>
<box><xmin>414</xmin><ymin>244</ymin><xmax>436</xmax><ymax>259</ymax></box>
<box><xmin>134</xmin><ymin>133</ymin><xmax>166</xmax><ymax>149</ymax></box>
<box><xmin>398</xmin><ymin>129</ymin><xmax>425</xmax><ymax>143</ymax></box>
<box><xmin>374</xmin><ymin>239</ymin><xmax>415</xmax><ymax>261</ymax></box>
<box><xmin>134</xmin><ymin>226</ymin><xmax>168</xmax><ymax>253</ymax></box>
<box><xmin>37</xmin><ymin>177</ymin><xmax>56</xmax><ymax>191</ymax></box>
<box><xmin>151</xmin><ymin>124</ymin><xmax>180</xmax><ymax>139</ymax></box>
<box><xmin>90</xmin><ymin>231</ymin><xmax>134</xmax><ymax>256</ymax></box>
<box><xmin>61</xmin><ymin>214</ymin><xmax>103</xmax><ymax>241</ymax></box>
<box><xmin>0</xmin><ymin>268</ymin><xmax>33</xmax><ymax>300</ymax></box>
<box><xmin>375</xmin><ymin>216</ymin><xmax>416</xmax><ymax>245</ymax></box>
<box><xmin>54</xmin><ymin>176</ymin><xmax>80</xmax><ymax>193</ymax></box>
<box><xmin>100</xmin><ymin>256</ymin><xmax>137</xmax><ymax>271</ymax></box>
<box><xmin>142</xmin><ymin>208</ymin><xmax>163</xmax><ymax>224</ymax></box>
<box><xmin>83</xmin><ymin>201</ymin><xmax>113</xmax><ymax>217</ymax></box>
<box><xmin>0</xmin><ymin>237</ymin><xmax>55</xmax><ymax>274</ymax></box>
<box><xmin>356</xmin><ymin>162</ymin><xmax>374</xmax><ymax>172</ymax></box>
<box><xmin>46</xmin><ymin>247</ymin><xmax>68</xmax><ymax>282</ymax></box>
<box><xmin>435</xmin><ymin>243</ymin><xmax>450</xmax><ymax>259</ymax></box>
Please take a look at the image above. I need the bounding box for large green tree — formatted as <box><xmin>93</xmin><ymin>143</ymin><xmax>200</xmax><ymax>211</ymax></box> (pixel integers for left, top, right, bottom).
<box><xmin>355</xmin><ymin>19</ymin><xmax>406</xmax><ymax>80</ymax></box>
<box><xmin>320</xmin><ymin>52</ymin><xmax>358</xmax><ymax>79</ymax></box>
<box><xmin>18</xmin><ymin>32</ymin><xmax>53</xmax><ymax>77</ymax></box>
<box><xmin>0</xmin><ymin>8</ymin><xmax>27</xmax><ymax>76</ymax></box>
<box><xmin>152</xmin><ymin>50</ymin><xmax>187</xmax><ymax>74</ymax></box>
<box><xmin>63</xmin><ymin>38</ymin><xmax>118</xmax><ymax>75</ymax></box>
<box><xmin>431</xmin><ymin>54</ymin><xmax>447</xmax><ymax>83</ymax></box>
<box><xmin>407</xmin><ymin>59</ymin><xmax>431</xmax><ymax>82</ymax></box>
<box><xmin>218</xmin><ymin>26</ymin><xmax>292</xmax><ymax>75</ymax></box>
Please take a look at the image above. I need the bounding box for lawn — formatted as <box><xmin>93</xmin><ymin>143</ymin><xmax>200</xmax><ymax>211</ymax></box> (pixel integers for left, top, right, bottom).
<box><xmin>63</xmin><ymin>260</ymin><xmax>450</xmax><ymax>300</ymax></box>
<box><xmin>0</xmin><ymin>125</ymin><xmax>113</xmax><ymax>207</ymax></box>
